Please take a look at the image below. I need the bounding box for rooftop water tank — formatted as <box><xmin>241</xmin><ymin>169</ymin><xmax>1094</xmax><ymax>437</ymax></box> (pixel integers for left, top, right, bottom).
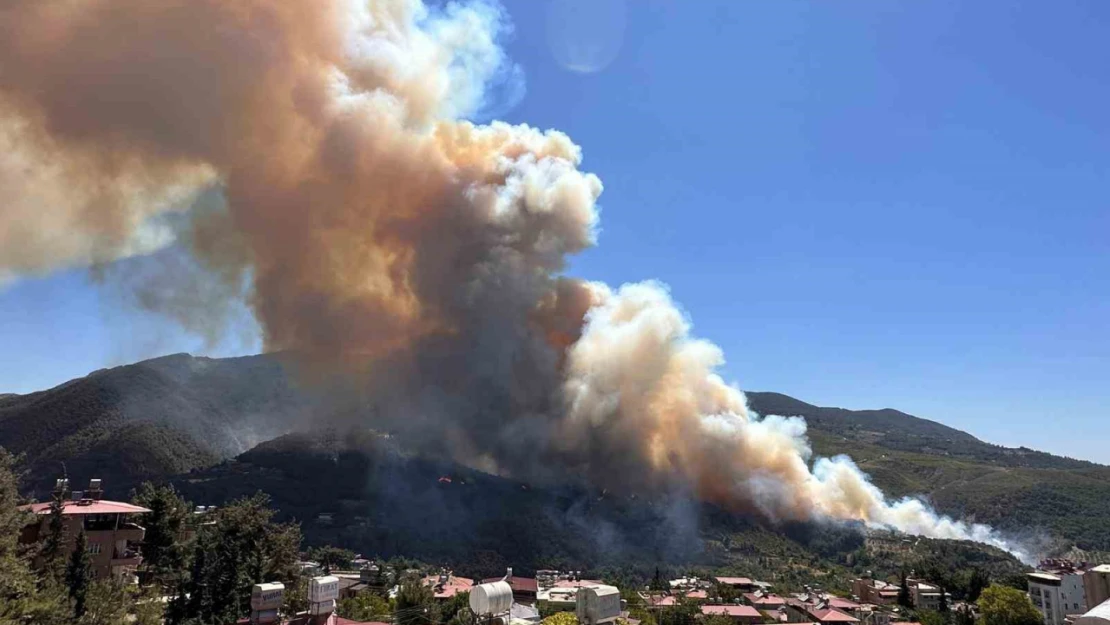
<box><xmin>251</xmin><ymin>583</ymin><xmax>285</xmax><ymax>611</ymax></box>
<box><xmin>310</xmin><ymin>576</ymin><xmax>340</xmax><ymax>603</ymax></box>
<box><xmin>576</xmin><ymin>585</ymin><xmax>621</xmax><ymax>625</ymax></box>
<box><xmin>470</xmin><ymin>581</ymin><xmax>513</xmax><ymax>616</ymax></box>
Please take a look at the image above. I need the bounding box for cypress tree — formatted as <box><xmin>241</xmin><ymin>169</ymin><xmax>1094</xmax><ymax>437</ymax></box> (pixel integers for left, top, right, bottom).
<box><xmin>66</xmin><ymin>528</ymin><xmax>92</xmax><ymax>618</ymax></box>
<box><xmin>39</xmin><ymin>490</ymin><xmax>68</xmax><ymax>584</ymax></box>
<box><xmin>898</xmin><ymin>571</ymin><xmax>915</xmax><ymax>609</ymax></box>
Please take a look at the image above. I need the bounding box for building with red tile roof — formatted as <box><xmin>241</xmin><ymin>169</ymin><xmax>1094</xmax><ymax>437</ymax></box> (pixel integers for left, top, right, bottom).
<box><xmin>744</xmin><ymin>592</ymin><xmax>787</xmax><ymax>609</ymax></box>
<box><xmin>701</xmin><ymin>605</ymin><xmax>763</xmax><ymax>624</ymax></box>
<box><xmin>19</xmin><ymin>481</ymin><xmax>150</xmax><ymax>581</ymax></box>
<box><xmin>826</xmin><ymin>598</ymin><xmax>861</xmax><ymax>612</ymax></box>
<box><xmin>808</xmin><ymin>608</ymin><xmax>860</xmax><ymax>625</ymax></box>
<box><xmin>423</xmin><ymin>573</ymin><xmax>474</xmax><ymax>599</ymax></box>
<box><xmin>715</xmin><ymin>577</ymin><xmax>756</xmax><ymax>589</ymax></box>
<box><xmin>644</xmin><ymin>595</ymin><xmax>678</xmax><ymax>608</ymax></box>
<box><xmin>480</xmin><ymin>575</ymin><xmax>539</xmax><ymax>603</ymax></box>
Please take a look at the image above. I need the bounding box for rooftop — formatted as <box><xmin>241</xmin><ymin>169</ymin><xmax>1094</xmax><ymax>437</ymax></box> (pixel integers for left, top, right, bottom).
<box><xmin>745</xmin><ymin>593</ymin><xmax>786</xmax><ymax>606</ymax></box>
<box><xmin>1029</xmin><ymin>573</ymin><xmax>1064</xmax><ymax>584</ymax></box>
<box><xmin>23</xmin><ymin>500</ymin><xmax>151</xmax><ymax>516</ymax></box>
<box><xmin>552</xmin><ymin>579</ymin><xmax>605</xmax><ymax>588</ymax></box>
<box><xmin>809</xmin><ymin>608</ymin><xmax>861</xmax><ymax>623</ymax></box>
<box><xmin>702</xmin><ymin>605</ymin><xmax>762</xmax><ymax>618</ymax></box>
<box><xmin>480</xmin><ymin>576</ymin><xmax>539</xmax><ymax>593</ymax></box>
<box><xmin>716</xmin><ymin>577</ymin><xmax>755</xmax><ymax>586</ymax></box>
<box><xmin>423</xmin><ymin>574</ymin><xmax>474</xmax><ymax>599</ymax></box>
<box><xmin>827</xmin><ymin>598</ymin><xmax>861</xmax><ymax>611</ymax></box>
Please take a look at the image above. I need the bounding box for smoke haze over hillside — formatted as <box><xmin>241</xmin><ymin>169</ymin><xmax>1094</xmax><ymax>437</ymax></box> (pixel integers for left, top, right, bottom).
<box><xmin>0</xmin><ymin>0</ymin><xmax>1026</xmax><ymax>559</ymax></box>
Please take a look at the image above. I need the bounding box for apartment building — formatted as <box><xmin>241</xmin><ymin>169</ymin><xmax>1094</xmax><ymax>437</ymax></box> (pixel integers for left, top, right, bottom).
<box><xmin>20</xmin><ymin>479</ymin><xmax>150</xmax><ymax>580</ymax></box>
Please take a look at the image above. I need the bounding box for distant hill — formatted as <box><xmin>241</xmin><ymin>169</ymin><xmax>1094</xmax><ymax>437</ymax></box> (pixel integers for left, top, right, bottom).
<box><xmin>2</xmin><ymin>353</ymin><xmax>1109</xmax><ymax>553</ymax></box>
<box><xmin>0</xmin><ymin>353</ymin><xmax>314</xmax><ymax>497</ymax></box>
<box><xmin>746</xmin><ymin>391</ymin><xmax>1097</xmax><ymax>470</ymax></box>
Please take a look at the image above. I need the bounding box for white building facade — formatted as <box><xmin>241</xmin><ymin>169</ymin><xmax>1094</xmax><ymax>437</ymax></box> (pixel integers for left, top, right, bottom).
<box><xmin>1029</xmin><ymin>572</ymin><xmax>1088</xmax><ymax>625</ymax></box>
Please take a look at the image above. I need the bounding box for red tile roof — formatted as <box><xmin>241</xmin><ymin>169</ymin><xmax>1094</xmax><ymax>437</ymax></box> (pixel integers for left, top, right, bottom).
<box><xmin>701</xmin><ymin>605</ymin><xmax>762</xmax><ymax>618</ymax></box>
<box><xmin>646</xmin><ymin>595</ymin><xmax>678</xmax><ymax>607</ymax></box>
<box><xmin>745</xmin><ymin>593</ymin><xmax>786</xmax><ymax>606</ymax></box>
<box><xmin>684</xmin><ymin>590</ymin><xmax>708</xmax><ymax>600</ymax></box>
<box><xmin>809</xmin><ymin>608</ymin><xmax>860</xmax><ymax>623</ymax></box>
<box><xmin>827</xmin><ymin>598</ymin><xmax>861</xmax><ymax>611</ymax></box>
<box><xmin>22</xmin><ymin>501</ymin><xmax>151</xmax><ymax>515</ymax></box>
<box><xmin>423</xmin><ymin>575</ymin><xmax>474</xmax><ymax>599</ymax></box>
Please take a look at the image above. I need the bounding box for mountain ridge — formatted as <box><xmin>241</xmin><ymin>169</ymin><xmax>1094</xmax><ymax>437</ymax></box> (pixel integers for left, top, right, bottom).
<box><xmin>2</xmin><ymin>352</ymin><xmax>1108</xmax><ymax>552</ymax></box>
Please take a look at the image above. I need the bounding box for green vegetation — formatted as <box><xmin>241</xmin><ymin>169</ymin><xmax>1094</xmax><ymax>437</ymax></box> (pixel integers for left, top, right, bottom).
<box><xmin>395</xmin><ymin>577</ymin><xmax>436</xmax><ymax>625</ymax></box>
<box><xmin>338</xmin><ymin>591</ymin><xmax>393</xmax><ymax>622</ymax></box>
<box><xmin>66</xmin><ymin>528</ymin><xmax>92</xmax><ymax>619</ymax></box>
<box><xmin>977</xmin><ymin>585</ymin><xmax>1044</xmax><ymax>625</ymax></box>
<box><xmin>308</xmin><ymin>545</ymin><xmax>357</xmax><ymax>572</ymax></box>
<box><xmin>180</xmin><ymin>492</ymin><xmax>302</xmax><ymax>624</ymax></box>
<box><xmin>543</xmin><ymin>613</ymin><xmax>579</xmax><ymax>625</ymax></box>
<box><xmin>132</xmin><ymin>482</ymin><xmax>191</xmax><ymax>589</ymax></box>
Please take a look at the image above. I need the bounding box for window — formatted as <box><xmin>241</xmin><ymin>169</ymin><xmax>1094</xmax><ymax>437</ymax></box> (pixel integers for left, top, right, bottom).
<box><xmin>87</xmin><ymin>543</ymin><xmax>101</xmax><ymax>555</ymax></box>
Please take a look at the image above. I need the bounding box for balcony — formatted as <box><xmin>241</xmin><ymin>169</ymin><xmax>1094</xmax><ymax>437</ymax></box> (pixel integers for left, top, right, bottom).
<box><xmin>111</xmin><ymin>544</ymin><xmax>142</xmax><ymax>567</ymax></box>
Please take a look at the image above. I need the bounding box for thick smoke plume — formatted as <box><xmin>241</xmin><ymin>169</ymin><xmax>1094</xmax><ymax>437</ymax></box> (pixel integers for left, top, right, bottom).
<box><xmin>0</xmin><ymin>0</ymin><xmax>1024</xmax><ymax>557</ymax></box>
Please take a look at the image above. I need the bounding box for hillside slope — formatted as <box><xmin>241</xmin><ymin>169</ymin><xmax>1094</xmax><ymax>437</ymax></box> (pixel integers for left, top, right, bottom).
<box><xmin>172</xmin><ymin>429</ymin><xmax>1028</xmax><ymax>589</ymax></box>
<box><xmin>3</xmin><ymin>354</ymin><xmax>1108</xmax><ymax>551</ymax></box>
<box><xmin>0</xmin><ymin>353</ymin><xmax>313</xmax><ymax>496</ymax></box>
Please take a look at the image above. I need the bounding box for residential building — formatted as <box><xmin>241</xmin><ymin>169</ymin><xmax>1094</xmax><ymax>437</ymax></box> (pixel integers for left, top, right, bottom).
<box><xmin>642</xmin><ymin>594</ymin><xmax>678</xmax><ymax>609</ymax></box>
<box><xmin>1074</xmin><ymin>599</ymin><xmax>1110</xmax><ymax>625</ymax></box>
<box><xmin>422</xmin><ymin>572</ymin><xmax>474</xmax><ymax>599</ymax></box>
<box><xmin>1029</xmin><ymin>562</ymin><xmax>1090</xmax><ymax>625</ymax></box>
<box><xmin>1085</xmin><ymin>567</ymin><xmax>1110</xmax><ymax>609</ymax></box>
<box><xmin>808</xmin><ymin>608</ymin><xmax>861</xmax><ymax>625</ymax></box>
<box><xmin>1029</xmin><ymin>569</ymin><xmax>1088</xmax><ymax>625</ymax></box>
<box><xmin>852</xmin><ymin>578</ymin><xmax>900</xmax><ymax>606</ymax></box>
<box><xmin>481</xmin><ymin>572</ymin><xmax>539</xmax><ymax>604</ymax></box>
<box><xmin>19</xmin><ymin>478</ymin><xmax>150</xmax><ymax>581</ymax></box>
<box><xmin>906</xmin><ymin>580</ymin><xmax>948</xmax><ymax>612</ymax></box>
<box><xmin>716</xmin><ymin>578</ymin><xmax>759</xmax><ymax>593</ymax></box>
<box><xmin>701</xmin><ymin>605</ymin><xmax>764</xmax><ymax>624</ymax></box>
<box><xmin>745</xmin><ymin>592</ymin><xmax>787</xmax><ymax>611</ymax></box>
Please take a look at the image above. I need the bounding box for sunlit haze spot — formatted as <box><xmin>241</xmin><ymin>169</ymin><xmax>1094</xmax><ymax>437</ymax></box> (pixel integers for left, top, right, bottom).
<box><xmin>546</xmin><ymin>0</ymin><xmax>627</xmax><ymax>74</ymax></box>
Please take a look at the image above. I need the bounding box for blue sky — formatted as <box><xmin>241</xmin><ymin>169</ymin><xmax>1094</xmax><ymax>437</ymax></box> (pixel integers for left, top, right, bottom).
<box><xmin>2</xmin><ymin>0</ymin><xmax>1107</xmax><ymax>462</ymax></box>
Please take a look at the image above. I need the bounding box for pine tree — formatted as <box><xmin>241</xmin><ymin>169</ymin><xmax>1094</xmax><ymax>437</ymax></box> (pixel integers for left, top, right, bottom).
<box><xmin>132</xmin><ymin>482</ymin><xmax>190</xmax><ymax>586</ymax></box>
<box><xmin>0</xmin><ymin>448</ymin><xmax>69</xmax><ymax>624</ymax></box>
<box><xmin>66</xmin><ymin>528</ymin><xmax>92</xmax><ymax>618</ymax></box>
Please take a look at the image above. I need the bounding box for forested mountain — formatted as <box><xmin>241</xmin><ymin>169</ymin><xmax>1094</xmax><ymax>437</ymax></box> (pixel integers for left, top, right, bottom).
<box><xmin>0</xmin><ymin>353</ymin><xmax>313</xmax><ymax>496</ymax></box>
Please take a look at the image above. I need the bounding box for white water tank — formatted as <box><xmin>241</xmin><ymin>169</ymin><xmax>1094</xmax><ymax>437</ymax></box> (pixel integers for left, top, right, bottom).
<box><xmin>251</xmin><ymin>583</ymin><xmax>285</xmax><ymax>611</ymax></box>
<box><xmin>470</xmin><ymin>581</ymin><xmax>513</xmax><ymax>616</ymax></box>
<box><xmin>576</xmin><ymin>585</ymin><xmax>621</xmax><ymax>625</ymax></box>
<box><xmin>310</xmin><ymin>576</ymin><xmax>339</xmax><ymax>603</ymax></box>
